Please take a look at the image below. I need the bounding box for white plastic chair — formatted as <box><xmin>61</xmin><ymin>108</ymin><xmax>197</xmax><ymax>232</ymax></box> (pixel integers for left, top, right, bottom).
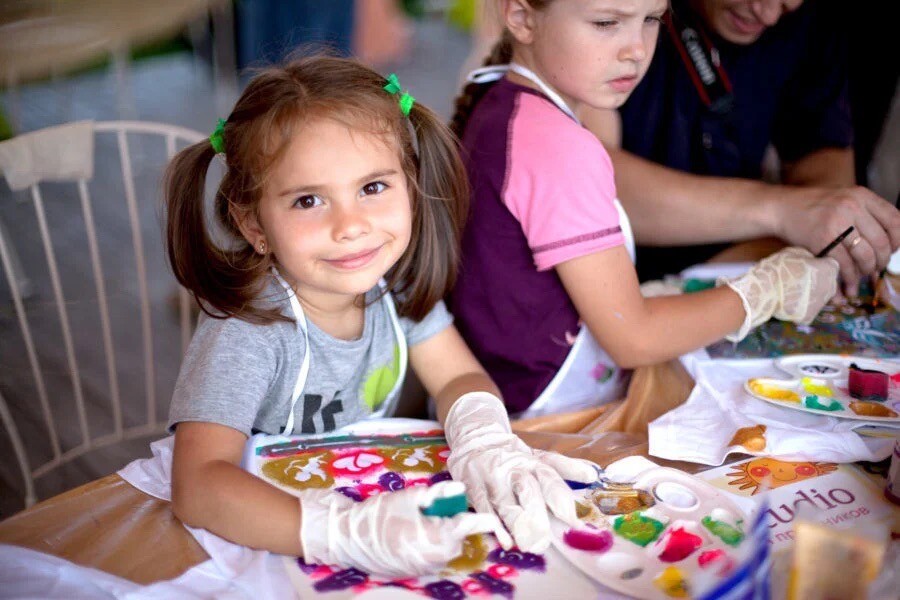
<box><xmin>0</xmin><ymin>120</ymin><xmax>206</xmax><ymax>508</ymax></box>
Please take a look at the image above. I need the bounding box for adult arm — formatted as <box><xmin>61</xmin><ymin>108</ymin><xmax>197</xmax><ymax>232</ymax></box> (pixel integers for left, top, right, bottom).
<box><xmin>582</xmin><ymin>108</ymin><xmax>900</xmax><ymax>289</ymax></box>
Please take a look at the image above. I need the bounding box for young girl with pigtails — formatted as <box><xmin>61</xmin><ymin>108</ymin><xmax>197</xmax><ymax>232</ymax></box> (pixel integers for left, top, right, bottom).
<box><xmin>164</xmin><ymin>55</ymin><xmax>596</xmax><ymax>577</ymax></box>
<box><xmin>450</xmin><ymin>0</ymin><xmax>840</xmax><ymax>417</ymax></box>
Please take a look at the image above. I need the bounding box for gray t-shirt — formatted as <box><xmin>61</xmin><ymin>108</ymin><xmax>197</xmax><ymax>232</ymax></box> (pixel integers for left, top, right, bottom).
<box><xmin>168</xmin><ymin>277</ymin><xmax>452</xmax><ymax>436</ymax></box>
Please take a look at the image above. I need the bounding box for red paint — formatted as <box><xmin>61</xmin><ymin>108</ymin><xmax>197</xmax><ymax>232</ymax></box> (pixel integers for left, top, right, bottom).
<box><xmin>657</xmin><ymin>526</ymin><xmax>703</xmax><ymax>562</ymax></box>
<box><xmin>698</xmin><ymin>549</ymin><xmax>735</xmax><ymax>575</ymax></box>
<box><xmin>563</xmin><ymin>528</ymin><xmax>614</xmax><ymax>553</ymax></box>
<box><xmin>848</xmin><ymin>363</ymin><xmax>889</xmax><ymax>401</ymax></box>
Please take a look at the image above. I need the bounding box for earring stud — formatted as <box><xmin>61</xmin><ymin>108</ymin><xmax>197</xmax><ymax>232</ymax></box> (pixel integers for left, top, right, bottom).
<box><xmin>257</xmin><ymin>241</ymin><xmax>266</xmax><ymax>254</ymax></box>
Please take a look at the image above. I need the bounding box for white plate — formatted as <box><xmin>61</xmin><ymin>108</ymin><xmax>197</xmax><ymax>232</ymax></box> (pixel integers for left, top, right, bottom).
<box><xmin>743</xmin><ymin>355</ymin><xmax>900</xmax><ymax>424</ymax></box>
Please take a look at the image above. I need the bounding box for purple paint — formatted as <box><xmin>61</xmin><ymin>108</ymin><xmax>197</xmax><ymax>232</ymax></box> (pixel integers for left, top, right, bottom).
<box><xmin>487</xmin><ymin>548</ymin><xmax>546</xmax><ymax>571</ymax></box>
<box><xmin>471</xmin><ymin>572</ymin><xmax>515</xmax><ymax>598</ymax></box>
<box><xmin>378</xmin><ymin>471</ymin><xmax>406</xmax><ymax>491</ymax></box>
<box><xmin>430</xmin><ymin>471</ymin><xmax>453</xmax><ymax>484</ymax></box>
<box><xmin>296</xmin><ymin>558</ymin><xmax>320</xmax><ymax>574</ymax></box>
<box><xmin>562</xmin><ymin>528</ymin><xmax>614</xmax><ymax>553</ymax></box>
<box><xmin>423</xmin><ymin>579</ymin><xmax>466</xmax><ymax>599</ymax></box>
<box><xmin>313</xmin><ymin>567</ymin><xmax>368</xmax><ymax>592</ymax></box>
<box><xmin>335</xmin><ymin>486</ymin><xmax>364</xmax><ymax>502</ymax></box>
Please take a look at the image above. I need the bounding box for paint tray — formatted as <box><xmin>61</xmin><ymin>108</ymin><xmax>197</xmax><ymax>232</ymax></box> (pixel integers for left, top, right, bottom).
<box><xmin>743</xmin><ymin>355</ymin><xmax>900</xmax><ymax>424</ymax></box>
<box><xmin>551</xmin><ymin>467</ymin><xmax>750</xmax><ymax>599</ymax></box>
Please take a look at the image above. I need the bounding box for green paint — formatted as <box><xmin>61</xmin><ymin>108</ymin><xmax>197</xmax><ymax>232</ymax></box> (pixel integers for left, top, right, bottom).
<box><xmin>422</xmin><ymin>494</ymin><xmax>468</xmax><ymax>517</ymax></box>
<box><xmin>613</xmin><ymin>513</ymin><xmax>665</xmax><ymax>547</ymax></box>
<box><xmin>701</xmin><ymin>516</ymin><xmax>745</xmax><ymax>547</ymax></box>
<box><xmin>803</xmin><ymin>395</ymin><xmax>844</xmax><ymax>412</ymax></box>
<box><xmin>362</xmin><ymin>344</ymin><xmax>401</xmax><ymax>410</ymax></box>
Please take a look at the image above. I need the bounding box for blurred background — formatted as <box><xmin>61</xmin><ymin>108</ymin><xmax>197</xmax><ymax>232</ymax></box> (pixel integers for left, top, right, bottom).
<box><xmin>0</xmin><ymin>0</ymin><xmax>487</xmax><ymax>517</ymax></box>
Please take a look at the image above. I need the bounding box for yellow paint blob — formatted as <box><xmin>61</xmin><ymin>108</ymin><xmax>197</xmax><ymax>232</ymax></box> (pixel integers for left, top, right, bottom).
<box><xmin>749</xmin><ymin>379</ymin><xmax>800</xmax><ymax>403</ymax></box>
<box><xmin>654</xmin><ymin>565</ymin><xmax>689</xmax><ymax>598</ymax></box>
<box><xmin>447</xmin><ymin>534</ymin><xmax>489</xmax><ymax>572</ymax></box>
<box><xmin>800</xmin><ymin>377</ymin><xmax>833</xmax><ymax>396</ymax></box>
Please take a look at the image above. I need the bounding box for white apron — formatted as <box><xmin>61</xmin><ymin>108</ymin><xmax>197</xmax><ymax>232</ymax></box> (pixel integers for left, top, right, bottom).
<box><xmin>467</xmin><ymin>64</ymin><xmax>637</xmax><ymax>419</ymax></box>
<box><xmin>274</xmin><ymin>271</ymin><xmax>408</xmax><ymax>434</ymax></box>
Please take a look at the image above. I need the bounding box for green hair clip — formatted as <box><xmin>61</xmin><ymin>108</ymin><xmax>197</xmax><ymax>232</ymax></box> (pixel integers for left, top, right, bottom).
<box><xmin>383</xmin><ymin>73</ymin><xmax>415</xmax><ymax>116</ymax></box>
<box><xmin>209</xmin><ymin>118</ymin><xmax>226</xmax><ymax>154</ymax></box>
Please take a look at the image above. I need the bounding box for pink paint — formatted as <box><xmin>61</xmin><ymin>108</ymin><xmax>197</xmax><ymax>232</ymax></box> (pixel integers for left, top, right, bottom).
<box><xmin>698</xmin><ymin>549</ymin><xmax>736</xmax><ymax>576</ymax></box>
<box><xmin>657</xmin><ymin>526</ymin><xmax>703</xmax><ymax>563</ymax></box>
<box><xmin>563</xmin><ymin>528</ymin><xmax>614</xmax><ymax>553</ymax></box>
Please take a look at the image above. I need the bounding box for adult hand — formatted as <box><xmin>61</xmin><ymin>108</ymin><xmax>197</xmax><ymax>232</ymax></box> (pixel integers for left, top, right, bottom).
<box><xmin>776</xmin><ymin>186</ymin><xmax>900</xmax><ymax>294</ymax></box>
<box><xmin>443</xmin><ymin>392</ymin><xmax>598</xmax><ymax>553</ymax></box>
<box><xmin>299</xmin><ymin>481</ymin><xmax>503</xmax><ymax>578</ymax></box>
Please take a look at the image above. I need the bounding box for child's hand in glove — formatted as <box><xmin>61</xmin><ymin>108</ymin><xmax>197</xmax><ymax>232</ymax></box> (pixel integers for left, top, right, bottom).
<box><xmin>299</xmin><ymin>480</ymin><xmax>502</xmax><ymax>578</ymax></box>
<box><xmin>443</xmin><ymin>392</ymin><xmax>598</xmax><ymax>553</ymax></box>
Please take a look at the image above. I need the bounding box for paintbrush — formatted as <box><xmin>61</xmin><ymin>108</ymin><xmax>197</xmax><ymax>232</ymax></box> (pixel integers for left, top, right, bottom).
<box><xmin>815</xmin><ymin>225</ymin><xmax>855</xmax><ymax>258</ymax></box>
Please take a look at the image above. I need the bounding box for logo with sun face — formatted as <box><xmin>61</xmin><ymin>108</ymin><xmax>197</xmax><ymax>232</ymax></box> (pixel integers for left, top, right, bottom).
<box><xmin>725</xmin><ymin>458</ymin><xmax>838</xmax><ymax>496</ymax></box>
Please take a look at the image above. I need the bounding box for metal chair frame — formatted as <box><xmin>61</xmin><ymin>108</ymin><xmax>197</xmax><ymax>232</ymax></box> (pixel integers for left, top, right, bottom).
<box><xmin>0</xmin><ymin>121</ymin><xmax>204</xmax><ymax>507</ymax></box>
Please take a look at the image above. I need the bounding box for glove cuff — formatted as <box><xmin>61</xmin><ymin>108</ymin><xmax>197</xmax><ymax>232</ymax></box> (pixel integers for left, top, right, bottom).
<box><xmin>298</xmin><ymin>490</ymin><xmax>348</xmax><ymax>566</ymax></box>
<box><xmin>718</xmin><ymin>276</ymin><xmax>754</xmax><ymax>342</ymax></box>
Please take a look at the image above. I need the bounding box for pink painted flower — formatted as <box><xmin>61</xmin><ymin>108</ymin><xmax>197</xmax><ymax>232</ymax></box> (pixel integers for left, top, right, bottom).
<box><xmin>329</xmin><ymin>450</ymin><xmax>386</xmax><ymax>478</ymax></box>
<box><xmin>487</xmin><ymin>563</ymin><xmax>517</xmax><ymax>579</ymax></box>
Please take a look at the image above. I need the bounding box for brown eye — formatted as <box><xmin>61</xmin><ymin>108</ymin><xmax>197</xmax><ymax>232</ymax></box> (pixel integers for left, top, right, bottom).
<box><xmin>361</xmin><ymin>182</ymin><xmax>387</xmax><ymax>196</ymax></box>
<box><xmin>294</xmin><ymin>195</ymin><xmax>322</xmax><ymax>209</ymax></box>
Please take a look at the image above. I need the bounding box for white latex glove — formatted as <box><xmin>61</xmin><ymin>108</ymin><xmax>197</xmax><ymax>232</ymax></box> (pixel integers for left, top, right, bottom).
<box><xmin>443</xmin><ymin>392</ymin><xmax>598</xmax><ymax>553</ymax></box>
<box><xmin>299</xmin><ymin>480</ymin><xmax>502</xmax><ymax>578</ymax></box>
<box><xmin>719</xmin><ymin>246</ymin><xmax>839</xmax><ymax>342</ymax></box>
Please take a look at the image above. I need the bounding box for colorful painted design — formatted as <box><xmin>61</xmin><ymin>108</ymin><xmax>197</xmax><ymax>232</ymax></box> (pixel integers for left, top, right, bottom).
<box><xmin>257</xmin><ymin>431</ymin><xmax>540</xmax><ymax>598</ymax></box>
<box><xmin>261</xmin><ymin>452</ymin><xmax>334</xmax><ymax>489</ymax></box>
<box><xmin>725</xmin><ymin>458</ymin><xmax>837</xmax><ymax>495</ymax></box>
<box><xmin>562</xmin><ymin>528</ymin><xmax>613</xmax><ymax>553</ymax></box>
<box><xmin>800</xmin><ymin>377</ymin><xmax>833</xmax><ymax>396</ymax></box>
<box><xmin>849</xmin><ymin>401</ymin><xmax>898</xmax><ymax>418</ymax></box>
<box><xmin>706</xmin><ymin>302</ymin><xmax>899</xmax><ymax>359</ymax></box>
<box><xmin>748</xmin><ymin>379</ymin><xmax>800</xmax><ymax>403</ymax></box>
<box><xmin>655</xmin><ymin>526</ymin><xmax>704</xmax><ymax>563</ymax></box>
<box><xmin>653</xmin><ymin>566</ymin><xmax>689</xmax><ymax>598</ymax></box>
<box><xmin>486</xmin><ymin>549</ymin><xmax>546</xmax><ymax>572</ymax></box>
<box><xmin>385</xmin><ymin>445</ymin><xmax>447</xmax><ymax>474</ymax></box>
<box><xmin>613</xmin><ymin>513</ymin><xmax>666</xmax><ymax>547</ymax></box>
<box><xmin>701</xmin><ymin>516</ymin><xmax>744</xmax><ymax>546</ymax></box>
<box><xmin>362</xmin><ymin>343</ymin><xmax>401</xmax><ymax>410</ymax></box>
<box><xmin>802</xmin><ymin>395</ymin><xmax>843</xmax><ymax>412</ymax></box>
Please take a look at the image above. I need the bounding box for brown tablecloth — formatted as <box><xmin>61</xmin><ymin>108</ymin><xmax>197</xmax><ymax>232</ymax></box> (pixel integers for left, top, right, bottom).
<box><xmin>0</xmin><ymin>360</ymin><xmax>697</xmax><ymax>584</ymax></box>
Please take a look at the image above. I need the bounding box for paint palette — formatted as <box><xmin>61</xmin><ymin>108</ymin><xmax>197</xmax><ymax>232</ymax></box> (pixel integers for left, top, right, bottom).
<box><xmin>551</xmin><ymin>467</ymin><xmax>750</xmax><ymax>599</ymax></box>
<box><xmin>743</xmin><ymin>355</ymin><xmax>900</xmax><ymax>424</ymax></box>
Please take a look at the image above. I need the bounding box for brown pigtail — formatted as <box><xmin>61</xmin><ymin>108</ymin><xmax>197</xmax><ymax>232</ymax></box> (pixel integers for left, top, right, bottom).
<box><xmin>163</xmin><ymin>139</ymin><xmax>285</xmax><ymax>324</ymax></box>
<box><xmin>389</xmin><ymin>100</ymin><xmax>469</xmax><ymax>321</ymax></box>
<box><xmin>449</xmin><ymin>29</ymin><xmax>514</xmax><ymax>139</ymax></box>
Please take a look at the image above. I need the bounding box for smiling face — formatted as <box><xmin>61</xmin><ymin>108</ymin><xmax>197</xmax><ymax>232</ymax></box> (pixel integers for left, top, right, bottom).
<box><xmin>241</xmin><ymin>117</ymin><xmax>412</xmax><ymax>307</ymax></box>
<box><xmin>726</xmin><ymin>458</ymin><xmax>837</xmax><ymax>495</ymax></box>
<box><xmin>506</xmin><ymin>0</ymin><xmax>668</xmax><ymax>113</ymax></box>
<box><xmin>691</xmin><ymin>0</ymin><xmax>804</xmax><ymax>44</ymax></box>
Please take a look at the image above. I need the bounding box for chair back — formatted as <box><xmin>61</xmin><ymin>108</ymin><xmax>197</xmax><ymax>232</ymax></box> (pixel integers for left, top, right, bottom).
<box><xmin>0</xmin><ymin>120</ymin><xmax>208</xmax><ymax>509</ymax></box>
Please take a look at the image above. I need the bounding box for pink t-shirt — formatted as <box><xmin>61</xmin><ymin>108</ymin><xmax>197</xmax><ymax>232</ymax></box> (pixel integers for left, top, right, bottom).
<box><xmin>452</xmin><ymin>79</ymin><xmax>624</xmax><ymax>412</ymax></box>
<box><xmin>504</xmin><ymin>92</ymin><xmax>624</xmax><ymax>270</ymax></box>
